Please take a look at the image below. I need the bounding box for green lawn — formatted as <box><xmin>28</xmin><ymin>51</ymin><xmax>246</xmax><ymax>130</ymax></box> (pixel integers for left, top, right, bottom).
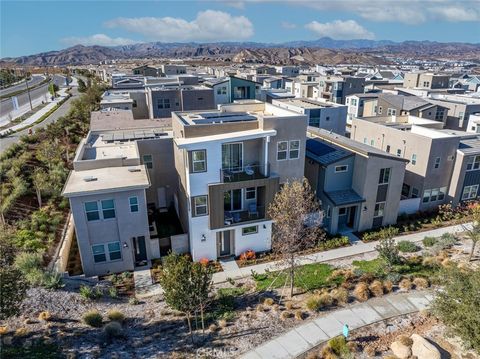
<box><xmin>352</xmin><ymin>258</ymin><xmax>386</xmax><ymax>275</ymax></box>
<box><xmin>353</xmin><ymin>258</ymin><xmax>439</xmax><ymax>279</ymax></box>
<box><xmin>254</xmin><ymin>263</ymin><xmax>341</xmax><ymax>292</ymax></box>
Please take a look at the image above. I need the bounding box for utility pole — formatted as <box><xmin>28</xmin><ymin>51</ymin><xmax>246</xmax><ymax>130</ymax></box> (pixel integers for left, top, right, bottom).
<box><xmin>25</xmin><ymin>77</ymin><xmax>33</xmax><ymax>110</ymax></box>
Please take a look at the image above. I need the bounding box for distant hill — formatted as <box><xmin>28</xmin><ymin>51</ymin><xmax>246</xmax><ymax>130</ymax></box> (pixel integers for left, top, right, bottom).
<box><xmin>1</xmin><ymin>38</ymin><xmax>479</xmax><ymax>66</ymax></box>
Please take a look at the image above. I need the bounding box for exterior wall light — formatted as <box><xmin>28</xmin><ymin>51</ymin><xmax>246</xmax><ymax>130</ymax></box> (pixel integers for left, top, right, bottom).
<box><xmin>201</xmin><ymin>234</ymin><xmax>206</xmax><ymax>242</ymax></box>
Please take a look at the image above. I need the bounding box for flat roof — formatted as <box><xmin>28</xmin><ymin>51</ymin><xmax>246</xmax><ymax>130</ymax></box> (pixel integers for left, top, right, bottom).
<box><xmin>62</xmin><ymin>165</ymin><xmax>150</xmax><ymax>197</ymax></box>
<box><xmin>276</xmin><ymin>98</ymin><xmax>340</xmax><ymax>109</ymax></box>
<box><xmin>90</xmin><ymin>110</ymin><xmax>171</xmax><ymax>132</ymax></box>
<box><xmin>175</xmin><ymin>129</ymin><xmax>276</xmax><ymax>149</ymax></box>
<box><xmin>82</xmin><ymin>143</ymin><xmax>138</xmax><ymax>161</ymax></box>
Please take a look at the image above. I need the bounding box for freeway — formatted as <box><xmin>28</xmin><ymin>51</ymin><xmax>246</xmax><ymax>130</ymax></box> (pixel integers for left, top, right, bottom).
<box><xmin>0</xmin><ymin>75</ymin><xmax>45</xmax><ymax>97</ymax></box>
<box><xmin>0</xmin><ymin>75</ymin><xmax>66</xmax><ymax>118</ymax></box>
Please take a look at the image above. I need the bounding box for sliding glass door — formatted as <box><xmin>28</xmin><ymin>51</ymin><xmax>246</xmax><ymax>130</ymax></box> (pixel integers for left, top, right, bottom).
<box><xmin>222</xmin><ymin>142</ymin><xmax>243</xmax><ymax>172</ymax></box>
<box><xmin>224</xmin><ymin>189</ymin><xmax>242</xmax><ymax>212</ymax></box>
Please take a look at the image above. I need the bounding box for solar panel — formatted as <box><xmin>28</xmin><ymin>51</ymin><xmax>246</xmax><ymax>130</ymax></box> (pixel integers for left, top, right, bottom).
<box><xmin>306</xmin><ymin>139</ymin><xmax>336</xmax><ymax>157</ymax></box>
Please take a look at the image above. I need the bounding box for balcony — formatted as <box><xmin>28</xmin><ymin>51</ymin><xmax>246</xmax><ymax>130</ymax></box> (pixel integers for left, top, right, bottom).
<box><xmin>224</xmin><ymin>205</ymin><xmax>266</xmax><ymax>226</ymax></box>
<box><xmin>220</xmin><ymin>163</ymin><xmax>270</xmax><ymax>183</ymax></box>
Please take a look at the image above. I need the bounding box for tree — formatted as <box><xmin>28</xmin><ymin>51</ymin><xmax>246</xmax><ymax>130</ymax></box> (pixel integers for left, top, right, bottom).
<box><xmin>0</xmin><ymin>227</ymin><xmax>28</xmax><ymax>320</ymax></box>
<box><xmin>158</xmin><ymin>253</ymin><xmax>213</xmax><ymax>343</ymax></box>
<box><xmin>431</xmin><ymin>267</ymin><xmax>480</xmax><ymax>353</ymax></box>
<box><xmin>48</xmin><ymin>83</ymin><xmax>59</xmax><ymax>97</ymax></box>
<box><xmin>32</xmin><ymin>168</ymin><xmax>49</xmax><ymax>208</ymax></box>
<box><xmin>464</xmin><ymin>203</ymin><xmax>480</xmax><ymax>261</ymax></box>
<box><xmin>77</xmin><ymin>78</ymin><xmax>87</xmax><ymax>92</ymax></box>
<box><xmin>375</xmin><ymin>227</ymin><xmax>400</xmax><ymax>271</ymax></box>
<box><xmin>267</xmin><ymin>178</ymin><xmax>324</xmax><ymax>298</ymax></box>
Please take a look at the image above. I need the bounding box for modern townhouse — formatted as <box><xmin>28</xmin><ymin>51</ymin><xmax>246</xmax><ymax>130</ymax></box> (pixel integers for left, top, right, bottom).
<box><xmin>133</xmin><ymin>65</ymin><xmax>159</xmax><ymax>77</ymax></box>
<box><xmin>204</xmin><ymin>76</ymin><xmax>260</xmax><ymax>106</ymax></box>
<box><xmin>160</xmin><ymin>64</ymin><xmax>187</xmax><ymax>76</ymax></box>
<box><xmin>427</xmin><ymin>94</ymin><xmax>480</xmax><ymax>131</ymax></box>
<box><xmin>317</xmin><ymin>75</ymin><xmax>366</xmax><ymax>104</ymax></box>
<box><xmin>305</xmin><ymin>128</ymin><xmax>407</xmax><ymax>234</ymax></box>
<box><xmin>272</xmin><ymin>98</ymin><xmax>347</xmax><ymax>135</ymax></box>
<box><xmin>275</xmin><ymin>66</ymin><xmax>300</xmax><ymax>77</ymax></box>
<box><xmin>100</xmin><ymin>92</ymin><xmax>134</xmax><ymax>112</ymax></box>
<box><xmin>345</xmin><ymin>93</ymin><xmax>379</xmax><ymax>125</ymax></box>
<box><xmin>62</xmin><ymin>110</ymin><xmax>183</xmax><ymax>277</ymax></box>
<box><xmin>403</xmin><ymin>72</ymin><xmax>451</xmax><ymax>89</ymax></box>
<box><xmin>351</xmin><ymin>115</ymin><xmax>463</xmax><ymax>212</ymax></box>
<box><xmin>171</xmin><ymin>101</ymin><xmax>308</xmax><ymax>261</ymax></box>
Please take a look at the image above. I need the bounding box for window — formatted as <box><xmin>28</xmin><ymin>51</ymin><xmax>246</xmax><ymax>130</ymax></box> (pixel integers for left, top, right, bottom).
<box><xmin>396</xmin><ymin>149</ymin><xmax>402</xmax><ymax>157</ymax></box>
<box><xmin>335</xmin><ymin>165</ymin><xmax>348</xmax><ymax>173</ymax></box>
<box><xmin>108</xmin><ymin>242</ymin><xmax>122</xmax><ymax>261</ymax></box>
<box><xmin>85</xmin><ymin>201</ymin><xmax>100</xmax><ymax>221</ymax></box>
<box><xmin>191</xmin><ymin>150</ymin><xmax>207</xmax><ymax>173</ymax></box>
<box><xmin>379</xmin><ymin>168</ymin><xmax>391</xmax><ymax>184</ymax></box>
<box><xmin>378</xmin><ymin>106</ymin><xmax>383</xmax><ymax>114</ymax></box>
<box><xmin>462</xmin><ymin>185</ymin><xmax>479</xmax><ymax>200</ymax></box>
<box><xmin>423</xmin><ymin>81</ymin><xmax>430</xmax><ymax>87</ymax></box>
<box><xmin>129</xmin><ymin>197</ymin><xmax>139</xmax><ymax>213</ymax></box>
<box><xmin>411</xmin><ymin>188</ymin><xmax>419</xmax><ymax>198</ymax></box>
<box><xmin>339</xmin><ymin>207</ymin><xmax>347</xmax><ymax>216</ymax></box>
<box><xmin>157</xmin><ymin>98</ymin><xmax>170</xmax><ymax>109</ymax></box>
<box><xmin>386</xmin><ymin>145</ymin><xmax>391</xmax><ymax>153</ymax></box>
<box><xmin>277</xmin><ymin>141</ymin><xmax>288</xmax><ymax>160</ymax></box>
<box><xmin>92</xmin><ymin>244</ymin><xmax>106</xmax><ymax>263</ymax></box>
<box><xmin>411</xmin><ymin>154</ymin><xmax>417</xmax><ymax>165</ymax></box>
<box><xmin>387</xmin><ymin>108</ymin><xmax>397</xmax><ymax>116</ymax></box>
<box><xmin>374</xmin><ymin>202</ymin><xmax>385</xmax><ymax>218</ymax></box>
<box><xmin>326</xmin><ymin>206</ymin><xmax>331</xmax><ymax>218</ymax></box>
<box><xmin>142</xmin><ymin>154</ymin><xmax>153</xmax><ymax>169</ymax></box>
<box><xmin>289</xmin><ymin>140</ymin><xmax>300</xmax><ymax>159</ymax></box>
<box><xmin>193</xmin><ymin>196</ymin><xmax>208</xmax><ymax>216</ymax></box>
<box><xmin>430</xmin><ymin>188</ymin><xmax>439</xmax><ymax>202</ymax></box>
<box><xmin>423</xmin><ymin>189</ymin><xmax>431</xmax><ymax>203</ymax></box>
<box><xmin>438</xmin><ymin>187</ymin><xmax>446</xmax><ymax>201</ymax></box>
<box><xmin>370</xmin><ymin>139</ymin><xmax>375</xmax><ymax>146</ymax></box>
<box><xmin>466</xmin><ymin>155</ymin><xmax>480</xmax><ymax>171</ymax></box>
<box><xmin>351</xmin><ymin>98</ymin><xmax>357</xmax><ymax>106</ymax></box>
<box><xmin>434</xmin><ymin>157</ymin><xmax>441</xmax><ymax>169</ymax></box>
<box><xmin>242</xmin><ymin>225</ymin><xmax>258</xmax><ymax>235</ymax></box>
<box><xmin>245</xmin><ymin>187</ymin><xmax>256</xmax><ymax>200</ymax></box>
<box><xmin>363</xmin><ymin>138</ymin><xmax>367</xmax><ymax>144</ymax></box>
<box><xmin>101</xmin><ymin>199</ymin><xmax>116</xmax><ymax>219</ymax></box>
<box><xmin>435</xmin><ymin>109</ymin><xmax>444</xmax><ymax>121</ymax></box>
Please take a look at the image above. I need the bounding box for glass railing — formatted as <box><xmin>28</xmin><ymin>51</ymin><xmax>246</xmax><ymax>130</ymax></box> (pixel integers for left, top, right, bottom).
<box><xmin>220</xmin><ymin>163</ymin><xmax>270</xmax><ymax>183</ymax></box>
<box><xmin>223</xmin><ymin>206</ymin><xmax>266</xmax><ymax>226</ymax></box>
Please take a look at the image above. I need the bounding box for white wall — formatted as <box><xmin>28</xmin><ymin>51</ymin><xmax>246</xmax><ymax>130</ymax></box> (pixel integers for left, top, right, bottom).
<box><xmin>234</xmin><ymin>221</ymin><xmax>272</xmax><ymax>256</ymax></box>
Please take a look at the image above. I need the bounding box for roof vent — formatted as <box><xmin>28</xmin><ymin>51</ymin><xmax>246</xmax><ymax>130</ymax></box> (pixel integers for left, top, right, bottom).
<box><xmin>128</xmin><ymin>167</ymin><xmax>141</xmax><ymax>173</ymax></box>
<box><xmin>83</xmin><ymin>176</ymin><xmax>97</xmax><ymax>182</ymax></box>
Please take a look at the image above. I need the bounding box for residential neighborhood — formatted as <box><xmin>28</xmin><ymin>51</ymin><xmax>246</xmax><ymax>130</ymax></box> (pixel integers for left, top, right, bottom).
<box><xmin>1</xmin><ymin>1</ymin><xmax>480</xmax><ymax>358</ymax></box>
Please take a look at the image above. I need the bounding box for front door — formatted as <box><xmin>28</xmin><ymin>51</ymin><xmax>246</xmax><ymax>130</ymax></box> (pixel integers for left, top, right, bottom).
<box><xmin>347</xmin><ymin>206</ymin><xmax>356</xmax><ymax>228</ymax></box>
<box><xmin>133</xmin><ymin>236</ymin><xmax>147</xmax><ymax>265</ymax></box>
<box><xmin>219</xmin><ymin>231</ymin><xmax>231</xmax><ymax>257</ymax></box>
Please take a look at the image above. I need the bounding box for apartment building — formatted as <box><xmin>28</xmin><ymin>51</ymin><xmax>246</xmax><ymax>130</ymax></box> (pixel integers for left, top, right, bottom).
<box><xmin>317</xmin><ymin>76</ymin><xmax>366</xmax><ymax>104</ymax></box>
<box><xmin>275</xmin><ymin>66</ymin><xmax>300</xmax><ymax>77</ymax></box>
<box><xmin>161</xmin><ymin>64</ymin><xmax>187</xmax><ymax>76</ymax></box>
<box><xmin>133</xmin><ymin>65</ymin><xmax>159</xmax><ymax>77</ymax></box>
<box><xmin>100</xmin><ymin>92</ymin><xmax>134</xmax><ymax>111</ymax></box>
<box><xmin>427</xmin><ymin>94</ymin><xmax>480</xmax><ymax>130</ymax></box>
<box><xmin>62</xmin><ymin>110</ymin><xmax>182</xmax><ymax>276</ymax></box>
<box><xmin>171</xmin><ymin>101</ymin><xmax>308</xmax><ymax>260</ymax></box>
<box><xmin>146</xmin><ymin>85</ymin><xmax>214</xmax><ymax>119</ymax></box>
<box><xmin>272</xmin><ymin>98</ymin><xmax>347</xmax><ymax>135</ymax></box>
<box><xmin>305</xmin><ymin>128</ymin><xmax>407</xmax><ymax>234</ymax></box>
<box><xmin>403</xmin><ymin>72</ymin><xmax>450</xmax><ymax>89</ymax></box>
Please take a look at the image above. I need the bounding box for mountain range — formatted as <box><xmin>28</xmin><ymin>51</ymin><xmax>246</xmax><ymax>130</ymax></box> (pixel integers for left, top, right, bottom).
<box><xmin>2</xmin><ymin>37</ymin><xmax>479</xmax><ymax>66</ymax></box>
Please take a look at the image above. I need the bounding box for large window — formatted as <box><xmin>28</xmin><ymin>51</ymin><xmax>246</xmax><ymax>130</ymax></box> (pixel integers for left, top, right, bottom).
<box><xmin>142</xmin><ymin>154</ymin><xmax>153</xmax><ymax>169</ymax></box>
<box><xmin>462</xmin><ymin>185</ymin><xmax>479</xmax><ymax>200</ymax></box>
<box><xmin>129</xmin><ymin>197</ymin><xmax>139</xmax><ymax>213</ymax></box>
<box><xmin>423</xmin><ymin>187</ymin><xmax>447</xmax><ymax>202</ymax></box>
<box><xmin>191</xmin><ymin>150</ymin><xmax>207</xmax><ymax>173</ymax></box>
<box><xmin>85</xmin><ymin>201</ymin><xmax>100</xmax><ymax>221</ymax></box>
<box><xmin>242</xmin><ymin>225</ymin><xmax>258</xmax><ymax>236</ymax></box>
<box><xmin>387</xmin><ymin>108</ymin><xmax>397</xmax><ymax>116</ymax></box>
<box><xmin>289</xmin><ymin>140</ymin><xmax>300</xmax><ymax>159</ymax></box>
<box><xmin>108</xmin><ymin>242</ymin><xmax>122</xmax><ymax>261</ymax></box>
<box><xmin>466</xmin><ymin>155</ymin><xmax>480</xmax><ymax>171</ymax></box>
<box><xmin>277</xmin><ymin>141</ymin><xmax>288</xmax><ymax>160</ymax></box>
<box><xmin>193</xmin><ymin>195</ymin><xmax>208</xmax><ymax>216</ymax></box>
<box><xmin>378</xmin><ymin>168</ymin><xmax>391</xmax><ymax>185</ymax></box>
<box><xmin>374</xmin><ymin>202</ymin><xmax>385</xmax><ymax>218</ymax></box>
<box><xmin>101</xmin><ymin>199</ymin><xmax>116</xmax><ymax>219</ymax></box>
<box><xmin>92</xmin><ymin>244</ymin><xmax>106</xmax><ymax>263</ymax></box>
<box><xmin>157</xmin><ymin>98</ymin><xmax>170</xmax><ymax>109</ymax></box>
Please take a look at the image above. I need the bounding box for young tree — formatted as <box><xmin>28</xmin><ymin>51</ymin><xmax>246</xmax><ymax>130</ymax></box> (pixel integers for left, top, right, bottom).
<box><xmin>48</xmin><ymin>83</ymin><xmax>59</xmax><ymax>97</ymax></box>
<box><xmin>77</xmin><ymin>78</ymin><xmax>87</xmax><ymax>93</ymax></box>
<box><xmin>431</xmin><ymin>267</ymin><xmax>480</xmax><ymax>353</ymax></box>
<box><xmin>267</xmin><ymin>178</ymin><xmax>324</xmax><ymax>298</ymax></box>
<box><xmin>191</xmin><ymin>261</ymin><xmax>214</xmax><ymax>333</ymax></box>
<box><xmin>375</xmin><ymin>227</ymin><xmax>400</xmax><ymax>271</ymax></box>
<box><xmin>464</xmin><ymin>204</ymin><xmax>480</xmax><ymax>261</ymax></box>
<box><xmin>32</xmin><ymin>168</ymin><xmax>49</xmax><ymax>208</ymax></box>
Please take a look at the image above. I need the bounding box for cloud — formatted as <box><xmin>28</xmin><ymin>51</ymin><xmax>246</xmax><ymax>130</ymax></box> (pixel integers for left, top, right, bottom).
<box><xmin>105</xmin><ymin>10</ymin><xmax>254</xmax><ymax>42</ymax></box>
<box><xmin>430</xmin><ymin>5</ymin><xmax>480</xmax><ymax>22</ymax></box>
<box><xmin>222</xmin><ymin>1</ymin><xmax>245</xmax><ymax>9</ymax></box>
<box><xmin>281</xmin><ymin>21</ymin><xmax>297</xmax><ymax>29</ymax></box>
<box><xmin>61</xmin><ymin>33</ymin><xmax>136</xmax><ymax>46</ymax></box>
<box><xmin>305</xmin><ymin>20</ymin><xmax>375</xmax><ymax>40</ymax></box>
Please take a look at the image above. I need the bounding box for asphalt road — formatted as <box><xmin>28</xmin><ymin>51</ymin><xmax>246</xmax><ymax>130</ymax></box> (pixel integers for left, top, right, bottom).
<box><xmin>0</xmin><ymin>75</ymin><xmax>45</xmax><ymax>97</ymax></box>
<box><xmin>0</xmin><ymin>85</ymin><xmax>79</xmax><ymax>154</ymax></box>
<box><xmin>0</xmin><ymin>75</ymin><xmax>66</xmax><ymax>117</ymax></box>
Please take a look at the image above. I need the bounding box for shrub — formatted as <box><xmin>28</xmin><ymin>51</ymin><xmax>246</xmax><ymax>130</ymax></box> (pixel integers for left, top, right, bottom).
<box><xmin>272</xmin><ymin>304</ymin><xmax>280</xmax><ymax>312</ymax></box>
<box><xmin>354</xmin><ymin>282</ymin><xmax>370</xmax><ymax>302</ymax></box>
<box><xmin>422</xmin><ymin>256</ymin><xmax>439</xmax><ymax>268</ymax></box>
<box><xmin>14</xmin><ymin>327</ymin><xmax>28</xmax><ymax>337</ymax></box>
<box><xmin>199</xmin><ymin>258</ymin><xmax>209</xmax><ymax>266</ymax></box>
<box><xmin>209</xmin><ymin>324</ymin><xmax>217</xmax><ymax>332</ymax></box>
<box><xmin>128</xmin><ymin>297</ymin><xmax>139</xmax><ymax>305</ymax></box>
<box><xmin>423</xmin><ymin>236</ymin><xmax>437</xmax><ymax>247</ymax></box>
<box><xmin>376</xmin><ymin>236</ymin><xmax>400</xmax><ymax>269</ymax></box>
<box><xmin>397</xmin><ymin>335</ymin><xmax>413</xmax><ymax>346</ymax></box>
<box><xmin>438</xmin><ymin>233</ymin><xmax>456</xmax><ymax>249</ymax></box>
<box><xmin>263</xmin><ymin>297</ymin><xmax>274</xmax><ymax>306</ymax></box>
<box><xmin>284</xmin><ymin>301</ymin><xmax>294</xmax><ymax>310</ymax></box>
<box><xmin>218</xmin><ymin>319</ymin><xmax>227</xmax><ymax>328</ymax></box>
<box><xmin>383</xmin><ymin>280</ymin><xmax>394</xmax><ymax>293</ymax></box>
<box><xmin>413</xmin><ymin>277</ymin><xmax>429</xmax><ymax>289</ymax></box>
<box><xmin>0</xmin><ymin>326</ymin><xmax>7</xmax><ymax>335</ymax></box>
<box><xmin>107</xmin><ymin>310</ymin><xmax>125</xmax><ymax>323</ymax></box>
<box><xmin>328</xmin><ymin>336</ymin><xmax>350</xmax><ymax>356</ymax></box>
<box><xmin>369</xmin><ymin>280</ymin><xmax>384</xmax><ymax>297</ymax></box>
<box><xmin>441</xmin><ymin>258</ymin><xmax>453</xmax><ymax>268</ymax></box>
<box><xmin>397</xmin><ymin>240</ymin><xmax>419</xmax><ymax>253</ymax></box>
<box><xmin>280</xmin><ymin>311</ymin><xmax>293</xmax><ymax>320</ymax></box>
<box><xmin>294</xmin><ymin>310</ymin><xmax>304</xmax><ymax>321</ymax></box>
<box><xmin>108</xmin><ymin>287</ymin><xmax>118</xmax><ymax>298</ymax></box>
<box><xmin>79</xmin><ymin>285</ymin><xmax>100</xmax><ymax>300</ymax></box>
<box><xmin>318</xmin><ymin>293</ymin><xmax>333</xmax><ymax>306</ymax></box>
<box><xmin>103</xmin><ymin>321</ymin><xmax>123</xmax><ymax>340</ymax></box>
<box><xmin>399</xmin><ymin>278</ymin><xmax>413</xmax><ymax>290</ymax></box>
<box><xmin>318</xmin><ymin>236</ymin><xmax>350</xmax><ymax>250</ymax></box>
<box><xmin>330</xmin><ymin>288</ymin><xmax>349</xmax><ymax>304</ymax></box>
<box><xmin>256</xmin><ymin>304</ymin><xmax>265</xmax><ymax>312</ymax></box>
<box><xmin>305</xmin><ymin>296</ymin><xmax>322</xmax><ymax>311</ymax></box>
<box><xmin>38</xmin><ymin>311</ymin><xmax>51</xmax><ymax>321</ymax></box>
<box><xmin>239</xmin><ymin>250</ymin><xmax>256</xmax><ymax>262</ymax></box>
<box><xmin>83</xmin><ymin>310</ymin><xmax>103</xmax><ymax>327</ymax></box>
<box><xmin>320</xmin><ymin>346</ymin><xmax>337</xmax><ymax>359</ymax></box>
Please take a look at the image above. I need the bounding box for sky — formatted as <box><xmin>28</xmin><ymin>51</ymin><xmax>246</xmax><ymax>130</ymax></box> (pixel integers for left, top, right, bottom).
<box><xmin>1</xmin><ymin>0</ymin><xmax>479</xmax><ymax>58</ymax></box>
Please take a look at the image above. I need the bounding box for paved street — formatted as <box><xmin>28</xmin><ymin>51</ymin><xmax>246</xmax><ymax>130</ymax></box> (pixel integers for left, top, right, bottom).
<box><xmin>241</xmin><ymin>291</ymin><xmax>433</xmax><ymax>359</ymax></box>
<box><xmin>0</xmin><ymin>86</ymin><xmax>79</xmax><ymax>154</ymax></box>
<box><xmin>0</xmin><ymin>74</ymin><xmax>45</xmax><ymax>97</ymax></box>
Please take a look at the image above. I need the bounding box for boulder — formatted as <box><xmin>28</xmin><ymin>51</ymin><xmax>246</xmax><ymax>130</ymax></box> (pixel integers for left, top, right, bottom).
<box><xmin>391</xmin><ymin>340</ymin><xmax>412</xmax><ymax>359</ymax></box>
<box><xmin>410</xmin><ymin>334</ymin><xmax>441</xmax><ymax>359</ymax></box>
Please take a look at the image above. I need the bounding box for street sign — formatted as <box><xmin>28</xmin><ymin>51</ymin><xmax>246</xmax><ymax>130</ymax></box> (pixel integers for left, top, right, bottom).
<box><xmin>12</xmin><ymin>96</ymin><xmax>19</xmax><ymax>111</ymax></box>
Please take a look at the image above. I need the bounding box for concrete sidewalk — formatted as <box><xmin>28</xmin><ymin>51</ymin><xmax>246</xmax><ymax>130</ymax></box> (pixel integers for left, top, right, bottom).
<box><xmin>212</xmin><ymin>222</ymin><xmax>471</xmax><ymax>284</ymax></box>
<box><xmin>241</xmin><ymin>291</ymin><xmax>434</xmax><ymax>359</ymax></box>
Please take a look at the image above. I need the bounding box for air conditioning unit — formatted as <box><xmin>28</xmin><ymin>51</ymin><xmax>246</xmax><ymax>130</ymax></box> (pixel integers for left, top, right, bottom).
<box><xmin>83</xmin><ymin>176</ymin><xmax>97</xmax><ymax>182</ymax></box>
<box><xmin>128</xmin><ymin>167</ymin><xmax>141</xmax><ymax>173</ymax></box>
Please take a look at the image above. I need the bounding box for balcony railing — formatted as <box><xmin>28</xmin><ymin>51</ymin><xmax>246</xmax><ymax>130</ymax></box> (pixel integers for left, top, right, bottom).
<box><xmin>220</xmin><ymin>163</ymin><xmax>270</xmax><ymax>183</ymax></box>
<box><xmin>224</xmin><ymin>205</ymin><xmax>266</xmax><ymax>226</ymax></box>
